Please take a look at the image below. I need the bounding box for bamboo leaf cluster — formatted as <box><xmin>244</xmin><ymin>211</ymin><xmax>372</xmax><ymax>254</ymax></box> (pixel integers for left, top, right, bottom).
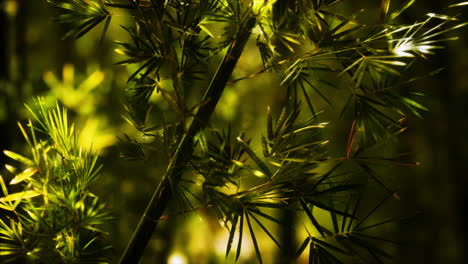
<box><xmin>0</xmin><ymin>99</ymin><xmax>111</xmax><ymax>263</ymax></box>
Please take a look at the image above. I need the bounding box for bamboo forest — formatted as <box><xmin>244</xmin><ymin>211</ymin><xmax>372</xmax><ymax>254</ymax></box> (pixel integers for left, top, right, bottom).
<box><xmin>1</xmin><ymin>1</ymin><xmax>467</xmax><ymax>263</ymax></box>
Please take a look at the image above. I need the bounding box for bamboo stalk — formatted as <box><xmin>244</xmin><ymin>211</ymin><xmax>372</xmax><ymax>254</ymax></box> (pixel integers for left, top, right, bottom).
<box><xmin>119</xmin><ymin>15</ymin><xmax>257</xmax><ymax>264</ymax></box>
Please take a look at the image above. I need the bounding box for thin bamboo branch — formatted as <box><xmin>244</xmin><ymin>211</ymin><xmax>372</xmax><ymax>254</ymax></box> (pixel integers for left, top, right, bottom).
<box><xmin>119</xmin><ymin>15</ymin><xmax>257</xmax><ymax>264</ymax></box>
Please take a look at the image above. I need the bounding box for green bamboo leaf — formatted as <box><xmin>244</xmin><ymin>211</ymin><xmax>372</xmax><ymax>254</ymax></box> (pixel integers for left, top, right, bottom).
<box><xmin>346</xmin><ymin>194</ymin><xmax>362</xmax><ymax>232</ymax></box>
<box><xmin>249</xmin><ymin>208</ymin><xmax>282</xmax><ymax>224</ymax></box>
<box><xmin>274</xmin><ymin>107</ymin><xmax>288</xmax><ymax>138</ymax></box>
<box><xmin>245</xmin><ymin>202</ymin><xmax>284</xmax><ymax>209</ymax></box>
<box><xmin>303</xmin><ymin>78</ymin><xmax>332</xmax><ymax>107</ymax></box>
<box><xmin>231</xmin><ymin>159</ymin><xmax>246</xmax><ymax>168</ymax></box>
<box><xmin>252</xmin><ymin>169</ymin><xmax>267</xmax><ymax>178</ymax></box>
<box><xmin>449</xmin><ymin>2</ymin><xmax>468</xmax><ymax>7</ymax></box>
<box><xmin>226</xmin><ymin>213</ymin><xmax>239</xmax><ymax>258</ymax></box>
<box><xmin>246</xmin><ymin>213</ymin><xmax>263</xmax><ymax>264</ymax></box>
<box><xmin>315</xmin><ymin>243</ymin><xmax>346</xmax><ymax>264</ymax></box>
<box><xmin>17</xmin><ymin>122</ymin><xmax>32</xmax><ymax>147</ymax></box>
<box><xmin>0</xmin><ymin>175</ymin><xmax>8</xmax><ymax>196</ymax></box>
<box><xmin>300</xmin><ymin>199</ymin><xmax>325</xmax><ymax>237</ymax></box>
<box><xmin>310</xmin><ymin>162</ymin><xmax>342</xmax><ymax>191</ymax></box>
<box><xmin>340</xmin><ymin>197</ymin><xmax>352</xmax><ymax>233</ymax></box>
<box><xmin>199</xmin><ymin>23</ymin><xmax>216</xmax><ymax>38</ymax></box>
<box><xmin>353</xmin><ymin>232</ymin><xmax>400</xmax><ymax>245</ymax></box>
<box><xmin>308</xmin><ymin>200</ymin><xmax>353</xmax><ymax>218</ymax></box>
<box><xmin>4</xmin><ymin>164</ymin><xmax>17</xmax><ymax>174</ymax></box>
<box><xmin>380</xmin><ymin>0</ymin><xmax>391</xmax><ymax>22</ymax></box>
<box><xmin>347</xmin><ymin>234</ymin><xmax>392</xmax><ymax>261</ymax></box>
<box><xmin>299</xmin><ymin>81</ymin><xmax>316</xmax><ymax>117</ymax></box>
<box><xmin>314</xmin><ymin>238</ymin><xmax>350</xmax><ymax>255</ymax></box>
<box><xmin>48</xmin><ymin>0</ymin><xmax>110</xmax><ymax>39</ymax></box>
<box><xmin>235</xmin><ymin>213</ymin><xmax>244</xmax><ymax>262</ymax></box>
<box><xmin>357</xmin><ymin>162</ymin><xmax>395</xmax><ymax>196</ymax></box>
<box><xmin>100</xmin><ymin>15</ymin><xmax>112</xmax><ymax>44</ymax></box>
<box><xmin>248</xmin><ymin>212</ymin><xmax>281</xmax><ymax>248</ymax></box>
<box><xmin>9</xmin><ymin>168</ymin><xmax>38</xmax><ymax>185</ymax></box>
<box><xmin>261</xmin><ymin>136</ymin><xmax>270</xmax><ymax>157</ymax></box>
<box><xmin>3</xmin><ymin>151</ymin><xmax>34</xmax><ymax>166</ymax></box>
<box><xmin>356</xmin><ymin>215</ymin><xmax>407</xmax><ymax>232</ymax></box>
<box><xmin>331</xmin><ymin>211</ymin><xmax>339</xmax><ymax>234</ymax></box>
<box><xmin>391</xmin><ymin>0</ymin><xmax>416</xmax><ymax>20</ymax></box>
<box><xmin>267</xmin><ymin>106</ymin><xmax>273</xmax><ymax>141</ymax></box>
<box><xmin>354</xmin><ymin>194</ymin><xmax>391</xmax><ymax>231</ymax></box>
<box><xmin>0</xmin><ymin>245</ymin><xmax>22</xmax><ymax>255</ymax></box>
<box><xmin>0</xmin><ymin>203</ymin><xmax>15</xmax><ymax>211</ymax></box>
<box><xmin>237</xmin><ymin>137</ymin><xmax>273</xmax><ymax>178</ymax></box>
<box><xmin>401</xmin><ymin>97</ymin><xmax>429</xmax><ymax>111</ymax></box>
<box><xmin>296</xmin><ymin>237</ymin><xmax>311</xmax><ymax>258</ymax></box>
<box><xmin>0</xmin><ymin>190</ymin><xmax>41</xmax><ymax>202</ymax></box>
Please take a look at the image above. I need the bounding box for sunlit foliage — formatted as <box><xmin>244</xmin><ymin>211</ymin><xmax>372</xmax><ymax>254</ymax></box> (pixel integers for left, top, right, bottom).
<box><xmin>1</xmin><ymin>0</ymin><xmax>466</xmax><ymax>263</ymax></box>
<box><xmin>0</xmin><ymin>99</ymin><xmax>111</xmax><ymax>263</ymax></box>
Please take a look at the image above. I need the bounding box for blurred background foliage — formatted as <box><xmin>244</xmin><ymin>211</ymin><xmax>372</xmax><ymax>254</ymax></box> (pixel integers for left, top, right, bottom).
<box><xmin>0</xmin><ymin>0</ymin><xmax>467</xmax><ymax>263</ymax></box>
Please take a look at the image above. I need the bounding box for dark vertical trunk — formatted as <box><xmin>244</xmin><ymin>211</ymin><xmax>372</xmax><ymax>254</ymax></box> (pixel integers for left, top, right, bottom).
<box><xmin>0</xmin><ymin>0</ymin><xmax>12</xmax><ymax>165</ymax></box>
<box><xmin>275</xmin><ymin>210</ymin><xmax>296</xmax><ymax>264</ymax></box>
<box><xmin>441</xmin><ymin>35</ymin><xmax>468</xmax><ymax>264</ymax></box>
<box><xmin>0</xmin><ymin>0</ymin><xmax>27</xmax><ymax>164</ymax></box>
<box><xmin>425</xmin><ymin>1</ymin><xmax>468</xmax><ymax>263</ymax></box>
<box><xmin>16</xmin><ymin>0</ymin><xmax>27</xmax><ymax>96</ymax></box>
<box><xmin>0</xmin><ymin>0</ymin><xmax>8</xmax><ymax>81</ymax></box>
<box><xmin>397</xmin><ymin>2</ymin><xmax>468</xmax><ymax>263</ymax></box>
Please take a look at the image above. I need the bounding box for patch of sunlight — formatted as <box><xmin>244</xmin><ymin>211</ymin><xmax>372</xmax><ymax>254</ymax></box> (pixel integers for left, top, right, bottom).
<box><xmin>217</xmin><ymin>88</ymin><xmax>239</xmax><ymax>121</ymax></box>
<box><xmin>79</xmin><ymin>117</ymin><xmax>116</xmax><ymax>151</ymax></box>
<box><xmin>253</xmin><ymin>0</ymin><xmax>275</xmax><ymax>14</ymax></box>
<box><xmin>187</xmin><ymin>214</ymin><xmax>210</xmax><ymax>254</ymax></box>
<box><xmin>5</xmin><ymin>0</ymin><xmax>18</xmax><ymax>16</ymax></box>
<box><xmin>392</xmin><ymin>41</ymin><xmax>416</xmax><ymax>57</ymax></box>
<box><xmin>78</xmin><ymin>70</ymin><xmax>104</xmax><ymax>92</ymax></box>
<box><xmin>299</xmin><ymin>216</ymin><xmax>322</xmax><ymax>239</ymax></box>
<box><xmin>214</xmin><ymin>225</ymin><xmax>253</xmax><ymax>260</ymax></box>
<box><xmin>43</xmin><ymin>64</ymin><xmax>105</xmax><ymax>115</ymax></box>
<box><xmin>168</xmin><ymin>252</ymin><xmax>188</xmax><ymax>264</ymax></box>
<box><xmin>313</xmin><ymin>206</ymin><xmax>334</xmax><ymax>231</ymax></box>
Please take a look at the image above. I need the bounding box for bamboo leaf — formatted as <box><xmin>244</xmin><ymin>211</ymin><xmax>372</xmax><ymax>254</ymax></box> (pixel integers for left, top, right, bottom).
<box><xmin>9</xmin><ymin>168</ymin><xmax>38</xmax><ymax>185</ymax></box>
<box><xmin>380</xmin><ymin>0</ymin><xmax>391</xmax><ymax>22</ymax></box>
<box><xmin>347</xmin><ymin>194</ymin><xmax>362</xmax><ymax>232</ymax></box>
<box><xmin>296</xmin><ymin>237</ymin><xmax>311</xmax><ymax>258</ymax></box>
<box><xmin>235</xmin><ymin>213</ymin><xmax>244</xmax><ymax>262</ymax></box>
<box><xmin>449</xmin><ymin>2</ymin><xmax>468</xmax><ymax>7</ymax></box>
<box><xmin>237</xmin><ymin>137</ymin><xmax>273</xmax><ymax>178</ymax></box>
<box><xmin>248</xmin><ymin>212</ymin><xmax>281</xmax><ymax>248</ymax></box>
<box><xmin>249</xmin><ymin>209</ymin><xmax>282</xmax><ymax>224</ymax></box>
<box><xmin>0</xmin><ymin>175</ymin><xmax>8</xmax><ymax>196</ymax></box>
<box><xmin>391</xmin><ymin>0</ymin><xmax>416</xmax><ymax>20</ymax></box>
<box><xmin>226</xmin><ymin>212</ymin><xmax>239</xmax><ymax>258</ymax></box>
<box><xmin>199</xmin><ymin>23</ymin><xmax>216</xmax><ymax>38</ymax></box>
<box><xmin>246</xmin><ymin>213</ymin><xmax>263</xmax><ymax>264</ymax></box>
<box><xmin>354</xmin><ymin>194</ymin><xmax>391</xmax><ymax>231</ymax></box>
<box><xmin>314</xmin><ymin>238</ymin><xmax>350</xmax><ymax>255</ymax></box>
<box><xmin>267</xmin><ymin>106</ymin><xmax>273</xmax><ymax>141</ymax></box>
<box><xmin>0</xmin><ymin>191</ymin><xmax>41</xmax><ymax>202</ymax></box>
<box><xmin>300</xmin><ymin>199</ymin><xmax>325</xmax><ymax>237</ymax></box>
<box><xmin>100</xmin><ymin>15</ymin><xmax>112</xmax><ymax>44</ymax></box>
<box><xmin>3</xmin><ymin>151</ymin><xmax>34</xmax><ymax>166</ymax></box>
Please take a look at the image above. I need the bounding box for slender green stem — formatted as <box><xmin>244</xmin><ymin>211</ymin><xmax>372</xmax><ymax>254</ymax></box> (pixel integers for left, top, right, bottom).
<box><xmin>119</xmin><ymin>15</ymin><xmax>257</xmax><ymax>264</ymax></box>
